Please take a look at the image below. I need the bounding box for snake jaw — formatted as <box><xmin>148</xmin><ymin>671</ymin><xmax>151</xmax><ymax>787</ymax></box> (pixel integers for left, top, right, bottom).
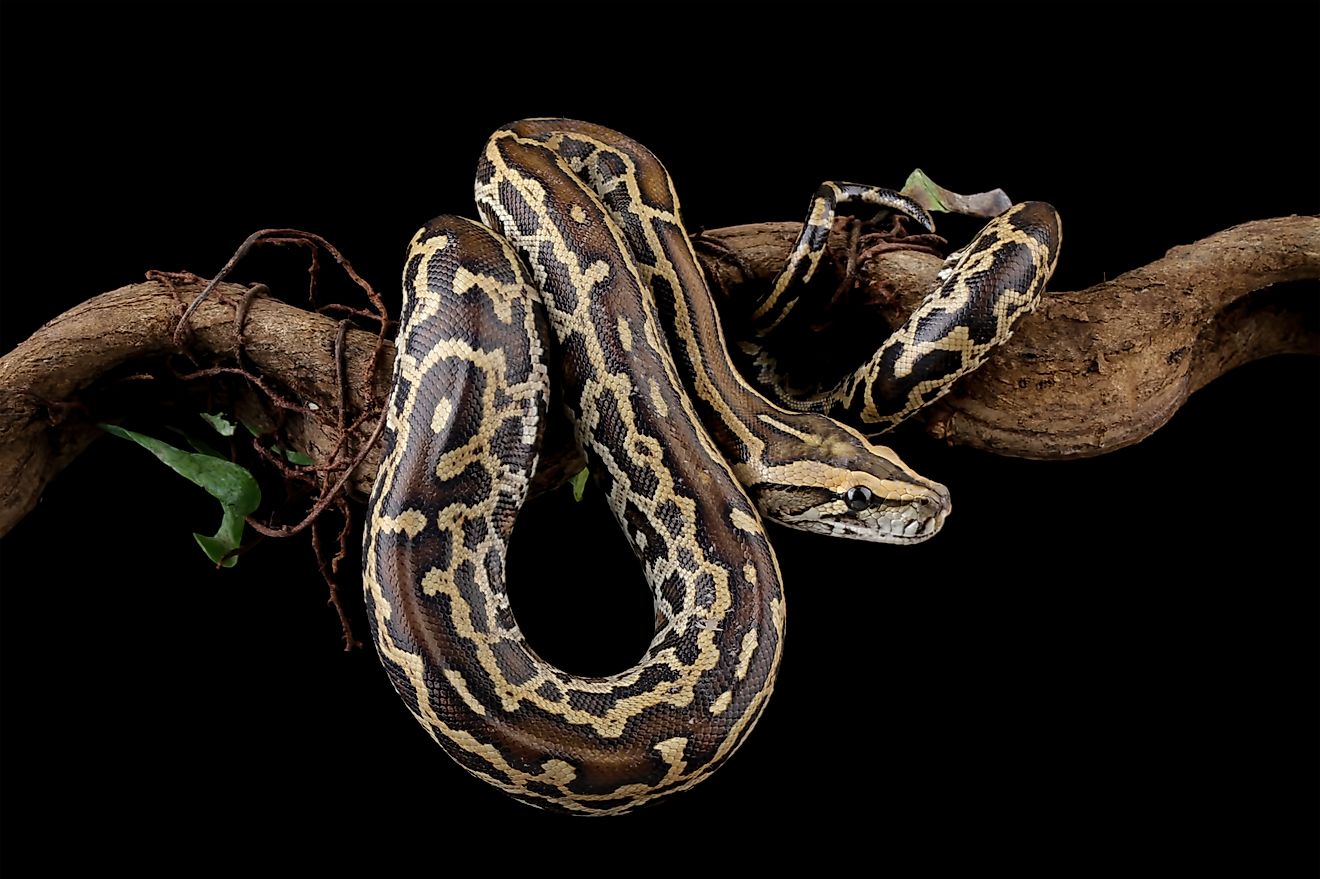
<box><xmin>896</xmin><ymin>480</ymin><xmax>953</xmax><ymax>543</ymax></box>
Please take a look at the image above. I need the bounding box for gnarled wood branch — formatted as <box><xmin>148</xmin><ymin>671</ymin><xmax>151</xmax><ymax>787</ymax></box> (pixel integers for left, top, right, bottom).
<box><xmin>1</xmin><ymin>215</ymin><xmax>1316</xmax><ymax>536</ymax></box>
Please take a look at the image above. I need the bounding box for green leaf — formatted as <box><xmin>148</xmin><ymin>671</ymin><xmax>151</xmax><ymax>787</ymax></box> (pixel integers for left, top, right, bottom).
<box><xmin>900</xmin><ymin>168</ymin><xmax>1012</xmax><ymax>219</ymax></box>
<box><xmin>100</xmin><ymin>424</ymin><xmax>261</xmax><ymax>568</ymax></box>
<box><xmin>165</xmin><ymin>426</ymin><xmax>226</xmax><ymax>459</ymax></box>
<box><xmin>199</xmin><ymin>412</ymin><xmax>236</xmax><ymax>437</ymax></box>
<box><xmin>901</xmin><ymin>169</ymin><xmax>952</xmax><ymax>213</ymax></box>
<box><xmin>570</xmin><ymin>467</ymin><xmax>590</xmax><ymax>502</ymax></box>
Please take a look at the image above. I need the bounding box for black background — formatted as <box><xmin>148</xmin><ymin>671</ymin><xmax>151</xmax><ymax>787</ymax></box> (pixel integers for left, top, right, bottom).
<box><xmin>2</xmin><ymin>3</ymin><xmax>1316</xmax><ymax>869</ymax></box>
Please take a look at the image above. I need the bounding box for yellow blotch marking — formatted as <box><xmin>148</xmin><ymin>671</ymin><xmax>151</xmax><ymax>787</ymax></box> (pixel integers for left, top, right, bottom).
<box><xmin>444</xmin><ymin>669</ymin><xmax>487</xmax><ymax>717</ymax></box>
<box><xmin>581</xmin><ymin>260</ymin><xmax>611</xmax><ymax>291</ymax></box>
<box><xmin>649</xmin><ymin>379</ymin><xmax>669</xmax><ymax>417</ymax></box>
<box><xmin>757</xmin><ymin>413</ymin><xmax>815</xmax><ymax>443</ymax></box>
<box><xmin>407</xmin><ymin>230</ymin><xmax>449</xmax><ymax>262</ymax></box>
<box><xmin>617</xmin><ymin>315</ymin><xmax>632</xmax><ymax>352</ymax></box>
<box><xmin>710</xmin><ymin>690</ymin><xmax>732</xmax><ymax>716</ymax></box>
<box><xmin>730</xmin><ymin>508</ymin><xmax>760</xmax><ymax>533</ymax></box>
<box><xmin>540</xmin><ymin>758</ymin><xmax>577</xmax><ymax>787</ymax></box>
<box><xmin>736</xmin><ymin>629</ymin><xmax>759</xmax><ymax>680</ymax></box>
<box><xmin>810</xmin><ymin>192</ymin><xmax>833</xmax><ymax>227</ymax></box>
<box><xmin>653</xmin><ymin>737</ymin><xmax>689</xmax><ymax>781</ymax></box>
<box><xmin>743</xmin><ymin>563</ymin><xmax>757</xmax><ymax>586</ymax></box>
<box><xmin>451</xmin><ymin>266</ymin><xmax>522</xmax><ymax>323</ymax></box>
<box><xmin>431</xmin><ymin>397</ymin><xmax>453</xmax><ymax>434</ymax></box>
<box><xmin>377</xmin><ymin>508</ymin><xmax>427</xmax><ymax>539</ymax></box>
<box><xmin>570</xmin><ymin>204</ymin><xmax>588</xmax><ymax>224</ymax></box>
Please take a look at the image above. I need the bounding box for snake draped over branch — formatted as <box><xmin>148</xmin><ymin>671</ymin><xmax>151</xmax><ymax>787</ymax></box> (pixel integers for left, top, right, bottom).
<box><xmin>363</xmin><ymin>119</ymin><xmax>1060</xmax><ymax>814</ymax></box>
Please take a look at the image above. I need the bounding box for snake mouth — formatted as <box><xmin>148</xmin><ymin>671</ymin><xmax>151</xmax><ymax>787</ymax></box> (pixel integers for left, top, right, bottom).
<box><xmin>886</xmin><ymin>485</ymin><xmax>951</xmax><ymax>544</ymax></box>
<box><xmin>891</xmin><ymin>511</ymin><xmax>946</xmax><ymax>544</ymax></box>
<box><xmin>793</xmin><ymin>502</ymin><xmax>949</xmax><ymax>544</ymax></box>
<box><xmin>867</xmin><ymin>507</ymin><xmax>945</xmax><ymax>544</ymax></box>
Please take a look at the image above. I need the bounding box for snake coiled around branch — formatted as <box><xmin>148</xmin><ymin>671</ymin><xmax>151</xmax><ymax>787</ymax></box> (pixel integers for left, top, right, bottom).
<box><xmin>363</xmin><ymin>119</ymin><xmax>1060</xmax><ymax>813</ymax></box>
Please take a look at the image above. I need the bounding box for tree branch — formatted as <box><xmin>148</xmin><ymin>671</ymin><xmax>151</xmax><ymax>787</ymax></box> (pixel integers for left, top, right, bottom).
<box><xmin>2</xmin><ymin>216</ymin><xmax>1315</xmax><ymax>536</ymax></box>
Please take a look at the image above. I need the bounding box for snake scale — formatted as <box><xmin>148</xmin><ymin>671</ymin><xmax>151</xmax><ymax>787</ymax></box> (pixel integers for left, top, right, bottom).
<box><xmin>363</xmin><ymin>119</ymin><xmax>1060</xmax><ymax>814</ymax></box>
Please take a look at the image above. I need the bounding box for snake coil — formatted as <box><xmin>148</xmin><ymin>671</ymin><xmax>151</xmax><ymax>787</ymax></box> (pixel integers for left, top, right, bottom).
<box><xmin>363</xmin><ymin>120</ymin><xmax>1060</xmax><ymax>813</ymax></box>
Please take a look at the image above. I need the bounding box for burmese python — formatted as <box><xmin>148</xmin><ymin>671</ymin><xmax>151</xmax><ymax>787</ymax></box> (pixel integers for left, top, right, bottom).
<box><xmin>363</xmin><ymin>119</ymin><xmax>1060</xmax><ymax>814</ymax></box>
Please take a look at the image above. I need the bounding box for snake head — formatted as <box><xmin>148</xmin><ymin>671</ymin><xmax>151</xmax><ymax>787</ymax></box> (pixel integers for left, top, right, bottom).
<box><xmin>746</xmin><ymin>430</ymin><xmax>952</xmax><ymax>544</ymax></box>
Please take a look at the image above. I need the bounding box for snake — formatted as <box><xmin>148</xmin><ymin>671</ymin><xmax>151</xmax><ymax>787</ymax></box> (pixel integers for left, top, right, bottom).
<box><xmin>362</xmin><ymin>119</ymin><xmax>1060</xmax><ymax>814</ymax></box>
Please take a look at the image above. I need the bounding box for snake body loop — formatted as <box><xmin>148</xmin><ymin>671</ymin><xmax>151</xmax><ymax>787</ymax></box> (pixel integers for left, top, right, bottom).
<box><xmin>363</xmin><ymin>120</ymin><xmax>1059</xmax><ymax>813</ymax></box>
<box><xmin>744</xmin><ymin>192</ymin><xmax>1062</xmax><ymax>431</ymax></box>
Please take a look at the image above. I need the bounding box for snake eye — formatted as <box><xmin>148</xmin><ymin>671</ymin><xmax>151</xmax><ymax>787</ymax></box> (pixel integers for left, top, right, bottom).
<box><xmin>844</xmin><ymin>486</ymin><xmax>872</xmax><ymax>511</ymax></box>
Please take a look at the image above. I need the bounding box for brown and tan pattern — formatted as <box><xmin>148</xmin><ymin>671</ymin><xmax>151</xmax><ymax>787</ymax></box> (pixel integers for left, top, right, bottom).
<box><xmin>363</xmin><ymin>120</ymin><xmax>1049</xmax><ymax>813</ymax></box>
<box><xmin>743</xmin><ymin>200</ymin><xmax>1062</xmax><ymax>432</ymax></box>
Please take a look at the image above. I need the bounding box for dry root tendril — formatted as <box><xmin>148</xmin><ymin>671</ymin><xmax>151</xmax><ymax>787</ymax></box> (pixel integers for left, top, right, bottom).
<box><xmin>162</xmin><ymin>229</ymin><xmax>392</xmax><ymax>649</ymax></box>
